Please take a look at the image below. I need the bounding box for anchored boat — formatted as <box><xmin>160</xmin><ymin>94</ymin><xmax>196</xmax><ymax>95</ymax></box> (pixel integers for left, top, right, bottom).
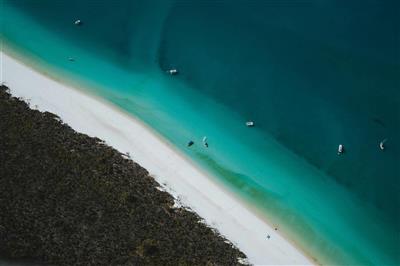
<box><xmin>168</xmin><ymin>69</ymin><xmax>178</xmax><ymax>75</ymax></box>
<box><xmin>379</xmin><ymin>139</ymin><xmax>387</xmax><ymax>150</ymax></box>
<box><xmin>337</xmin><ymin>144</ymin><xmax>344</xmax><ymax>155</ymax></box>
<box><xmin>202</xmin><ymin>136</ymin><xmax>208</xmax><ymax>148</ymax></box>
<box><xmin>246</xmin><ymin>121</ymin><xmax>254</xmax><ymax>127</ymax></box>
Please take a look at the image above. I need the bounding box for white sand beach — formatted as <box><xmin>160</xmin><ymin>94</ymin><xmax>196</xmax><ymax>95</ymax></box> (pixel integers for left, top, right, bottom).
<box><xmin>1</xmin><ymin>51</ymin><xmax>313</xmax><ymax>265</ymax></box>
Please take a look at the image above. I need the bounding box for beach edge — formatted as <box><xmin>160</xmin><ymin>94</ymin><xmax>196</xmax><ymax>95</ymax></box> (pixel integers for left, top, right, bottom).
<box><xmin>1</xmin><ymin>51</ymin><xmax>314</xmax><ymax>265</ymax></box>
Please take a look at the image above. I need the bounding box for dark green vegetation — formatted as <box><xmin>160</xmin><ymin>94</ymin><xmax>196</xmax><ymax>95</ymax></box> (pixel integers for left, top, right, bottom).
<box><xmin>0</xmin><ymin>85</ymin><xmax>246</xmax><ymax>266</ymax></box>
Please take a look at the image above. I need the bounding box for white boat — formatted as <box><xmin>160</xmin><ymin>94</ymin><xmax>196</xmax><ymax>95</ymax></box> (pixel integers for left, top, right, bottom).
<box><xmin>246</xmin><ymin>121</ymin><xmax>254</xmax><ymax>127</ymax></box>
<box><xmin>379</xmin><ymin>139</ymin><xmax>387</xmax><ymax>150</ymax></box>
<box><xmin>168</xmin><ymin>69</ymin><xmax>178</xmax><ymax>75</ymax></box>
<box><xmin>202</xmin><ymin>136</ymin><xmax>208</xmax><ymax>147</ymax></box>
<box><xmin>68</xmin><ymin>57</ymin><xmax>75</xmax><ymax>62</ymax></box>
<box><xmin>337</xmin><ymin>144</ymin><xmax>344</xmax><ymax>155</ymax></box>
<box><xmin>74</xmin><ymin>19</ymin><xmax>82</xmax><ymax>25</ymax></box>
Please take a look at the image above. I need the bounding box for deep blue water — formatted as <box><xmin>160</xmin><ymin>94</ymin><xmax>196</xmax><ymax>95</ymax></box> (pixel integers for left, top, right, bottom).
<box><xmin>2</xmin><ymin>0</ymin><xmax>399</xmax><ymax>264</ymax></box>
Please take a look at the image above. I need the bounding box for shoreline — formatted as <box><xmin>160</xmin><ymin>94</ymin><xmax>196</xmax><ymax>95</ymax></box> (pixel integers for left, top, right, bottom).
<box><xmin>0</xmin><ymin>83</ymin><xmax>246</xmax><ymax>265</ymax></box>
<box><xmin>1</xmin><ymin>51</ymin><xmax>314</xmax><ymax>265</ymax></box>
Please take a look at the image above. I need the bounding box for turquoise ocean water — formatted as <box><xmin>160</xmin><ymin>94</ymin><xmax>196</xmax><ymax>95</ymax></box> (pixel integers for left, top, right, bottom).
<box><xmin>1</xmin><ymin>0</ymin><xmax>399</xmax><ymax>264</ymax></box>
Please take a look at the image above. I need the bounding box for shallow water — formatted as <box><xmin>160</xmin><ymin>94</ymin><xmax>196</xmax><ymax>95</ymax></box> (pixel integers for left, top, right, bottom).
<box><xmin>2</xmin><ymin>1</ymin><xmax>399</xmax><ymax>264</ymax></box>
